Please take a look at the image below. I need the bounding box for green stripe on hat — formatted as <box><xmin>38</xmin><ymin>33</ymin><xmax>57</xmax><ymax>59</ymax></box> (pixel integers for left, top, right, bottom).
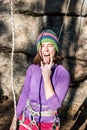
<box><xmin>37</xmin><ymin>38</ymin><xmax>59</xmax><ymax>52</ymax></box>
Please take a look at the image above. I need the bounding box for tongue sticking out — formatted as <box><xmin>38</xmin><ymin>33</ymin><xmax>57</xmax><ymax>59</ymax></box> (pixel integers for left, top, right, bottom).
<box><xmin>44</xmin><ymin>55</ymin><xmax>50</xmax><ymax>64</ymax></box>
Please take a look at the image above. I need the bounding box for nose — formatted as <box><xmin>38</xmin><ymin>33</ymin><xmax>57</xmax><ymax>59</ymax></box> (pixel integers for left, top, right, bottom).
<box><xmin>44</xmin><ymin>45</ymin><xmax>48</xmax><ymax>51</ymax></box>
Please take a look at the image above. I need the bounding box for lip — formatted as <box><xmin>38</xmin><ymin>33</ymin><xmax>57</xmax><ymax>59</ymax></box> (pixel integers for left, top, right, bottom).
<box><xmin>44</xmin><ymin>54</ymin><xmax>50</xmax><ymax>56</ymax></box>
<box><xmin>44</xmin><ymin>53</ymin><xmax>50</xmax><ymax>56</ymax></box>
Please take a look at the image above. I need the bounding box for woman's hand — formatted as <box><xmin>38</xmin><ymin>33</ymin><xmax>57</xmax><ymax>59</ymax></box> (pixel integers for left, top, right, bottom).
<box><xmin>41</xmin><ymin>57</ymin><xmax>55</xmax><ymax>99</ymax></box>
<box><xmin>41</xmin><ymin>56</ymin><xmax>53</xmax><ymax>81</ymax></box>
<box><xmin>10</xmin><ymin>116</ymin><xmax>17</xmax><ymax>130</ymax></box>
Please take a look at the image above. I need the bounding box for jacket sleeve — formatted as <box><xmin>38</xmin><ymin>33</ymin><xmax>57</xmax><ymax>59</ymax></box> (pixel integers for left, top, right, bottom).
<box><xmin>16</xmin><ymin>65</ymin><xmax>32</xmax><ymax>118</ymax></box>
<box><xmin>47</xmin><ymin>66</ymin><xmax>70</xmax><ymax>110</ymax></box>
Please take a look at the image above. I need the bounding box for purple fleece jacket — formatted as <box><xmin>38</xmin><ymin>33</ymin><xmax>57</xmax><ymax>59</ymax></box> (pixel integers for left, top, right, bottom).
<box><xmin>16</xmin><ymin>64</ymin><xmax>70</xmax><ymax>123</ymax></box>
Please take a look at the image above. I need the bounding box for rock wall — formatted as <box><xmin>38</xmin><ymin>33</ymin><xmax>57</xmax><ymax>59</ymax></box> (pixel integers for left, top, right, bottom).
<box><xmin>0</xmin><ymin>0</ymin><xmax>87</xmax><ymax>129</ymax></box>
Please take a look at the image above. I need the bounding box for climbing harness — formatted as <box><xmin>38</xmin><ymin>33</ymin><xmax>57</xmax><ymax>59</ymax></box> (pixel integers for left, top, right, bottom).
<box><xmin>19</xmin><ymin>99</ymin><xmax>58</xmax><ymax>130</ymax></box>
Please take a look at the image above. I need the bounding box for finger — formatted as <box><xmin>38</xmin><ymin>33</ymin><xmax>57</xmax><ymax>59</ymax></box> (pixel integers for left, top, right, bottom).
<box><xmin>50</xmin><ymin>56</ymin><xmax>53</xmax><ymax>66</ymax></box>
<box><xmin>41</xmin><ymin>61</ymin><xmax>43</xmax><ymax>69</ymax></box>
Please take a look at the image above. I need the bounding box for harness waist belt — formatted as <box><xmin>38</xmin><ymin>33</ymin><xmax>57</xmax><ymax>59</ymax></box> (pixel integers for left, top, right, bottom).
<box><xmin>26</xmin><ymin>99</ymin><xmax>54</xmax><ymax>117</ymax></box>
<box><xmin>31</xmin><ymin>109</ymin><xmax>53</xmax><ymax>116</ymax></box>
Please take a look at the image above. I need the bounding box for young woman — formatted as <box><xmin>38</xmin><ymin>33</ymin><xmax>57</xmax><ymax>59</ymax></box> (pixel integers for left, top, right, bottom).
<box><xmin>10</xmin><ymin>29</ymin><xmax>70</xmax><ymax>130</ymax></box>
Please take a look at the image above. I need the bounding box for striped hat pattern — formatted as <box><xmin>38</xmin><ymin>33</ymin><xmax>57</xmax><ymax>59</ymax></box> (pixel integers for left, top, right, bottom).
<box><xmin>36</xmin><ymin>29</ymin><xmax>59</xmax><ymax>52</ymax></box>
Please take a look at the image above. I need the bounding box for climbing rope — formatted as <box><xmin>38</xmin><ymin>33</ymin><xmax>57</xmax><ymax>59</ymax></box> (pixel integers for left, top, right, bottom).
<box><xmin>78</xmin><ymin>0</ymin><xmax>85</xmax><ymax>38</ymax></box>
<box><xmin>58</xmin><ymin>0</ymin><xmax>71</xmax><ymax>41</ymax></box>
<box><xmin>58</xmin><ymin>0</ymin><xmax>85</xmax><ymax>41</ymax></box>
<box><xmin>10</xmin><ymin>0</ymin><xmax>16</xmax><ymax>129</ymax></box>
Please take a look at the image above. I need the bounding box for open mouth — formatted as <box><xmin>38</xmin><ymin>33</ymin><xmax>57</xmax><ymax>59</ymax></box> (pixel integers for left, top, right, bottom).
<box><xmin>43</xmin><ymin>54</ymin><xmax>50</xmax><ymax>63</ymax></box>
<box><xmin>44</xmin><ymin>54</ymin><xmax>50</xmax><ymax>56</ymax></box>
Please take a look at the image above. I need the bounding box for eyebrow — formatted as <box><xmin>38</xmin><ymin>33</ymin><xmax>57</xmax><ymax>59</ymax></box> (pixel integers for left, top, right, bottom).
<box><xmin>41</xmin><ymin>43</ymin><xmax>53</xmax><ymax>45</ymax></box>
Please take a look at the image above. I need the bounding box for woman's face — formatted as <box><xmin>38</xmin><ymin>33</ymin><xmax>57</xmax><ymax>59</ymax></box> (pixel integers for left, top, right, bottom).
<box><xmin>39</xmin><ymin>42</ymin><xmax>56</xmax><ymax>64</ymax></box>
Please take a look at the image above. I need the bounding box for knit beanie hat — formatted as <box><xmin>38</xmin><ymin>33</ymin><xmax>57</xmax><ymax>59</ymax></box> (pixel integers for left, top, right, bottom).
<box><xmin>36</xmin><ymin>29</ymin><xmax>59</xmax><ymax>52</ymax></box>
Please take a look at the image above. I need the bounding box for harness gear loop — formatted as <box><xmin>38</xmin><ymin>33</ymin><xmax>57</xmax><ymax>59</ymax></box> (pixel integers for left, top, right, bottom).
<box><xmin>53</xmin><ymin>112</ymin><xmax>60</xmax><ymax>130</ymax></box>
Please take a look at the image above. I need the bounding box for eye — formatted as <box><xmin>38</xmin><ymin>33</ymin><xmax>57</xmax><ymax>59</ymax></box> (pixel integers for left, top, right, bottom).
<box><xmin>48</xmin><ymin>44</ymin><xmax>53</xmax><ymax>47</ymax></box>
<box><xmin>41</xmin><ymin>44</ymin><xmax>45</xmax><ymax>48</ymax></box>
